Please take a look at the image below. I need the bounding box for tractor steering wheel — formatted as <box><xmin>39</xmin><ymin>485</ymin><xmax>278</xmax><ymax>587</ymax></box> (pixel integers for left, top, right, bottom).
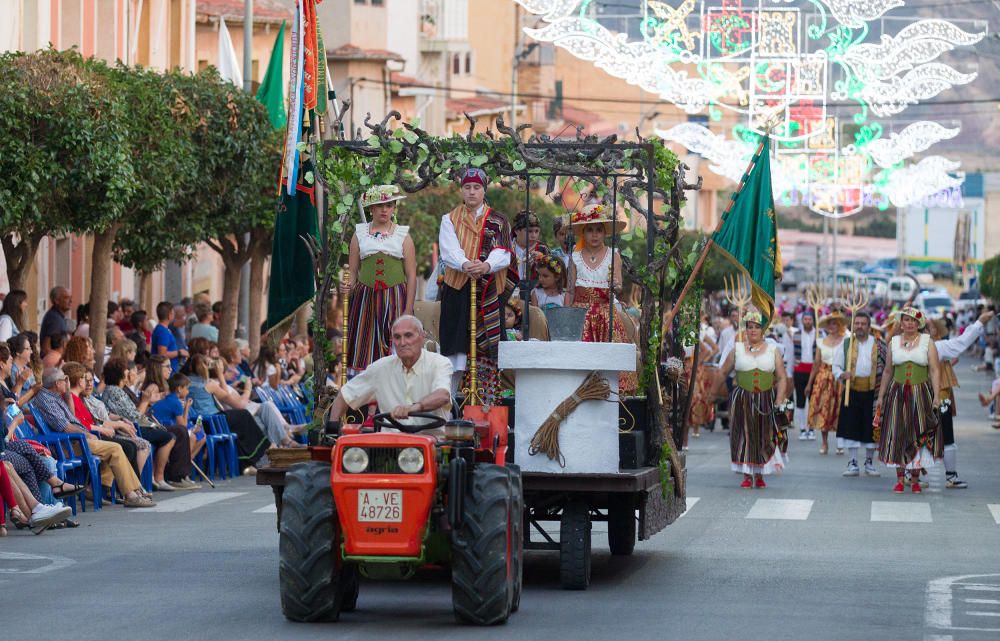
<box><xmin>372</xmin><ymin>412</ymin><xmax>448</xmax><ymax>434</ymax></box>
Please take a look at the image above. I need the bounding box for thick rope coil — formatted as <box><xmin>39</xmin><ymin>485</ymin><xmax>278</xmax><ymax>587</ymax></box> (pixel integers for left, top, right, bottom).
<box><xmin>529</xmin><ymin>371</ymin><xmax>612</xmax><ymax>467</ymax></box>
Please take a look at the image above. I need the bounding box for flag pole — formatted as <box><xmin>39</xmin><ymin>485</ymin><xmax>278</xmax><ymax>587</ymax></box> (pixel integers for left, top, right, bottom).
<box><xmin>663</xmin><ymin>132</ymin><xmax>770</xmax><ymax>325</ymax></box>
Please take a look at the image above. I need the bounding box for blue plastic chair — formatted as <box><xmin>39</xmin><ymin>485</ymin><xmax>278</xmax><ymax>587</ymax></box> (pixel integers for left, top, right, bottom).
<box><xmin>195</xmin><ymin>414</ymin><xmax>237</xmax><ymax>480</ymax></box>
<box><xmin>13</xmin><ymin>421</ymin><xmax>81</xmax><ymax>515</ymax></box>
<box><xmin>26</xmin><ymin>406</ymin><xmax>103</xmax><ymax>511</ymax></box>
<box><xmin>132</xmin><ymin>422</ymin><xmax>155</xmax><ymax>493</ymax></box>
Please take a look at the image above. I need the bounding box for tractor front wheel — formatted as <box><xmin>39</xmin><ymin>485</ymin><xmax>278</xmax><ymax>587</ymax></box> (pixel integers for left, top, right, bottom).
<box><xmin>451</xmin><ymin>463</ymin><xmax>515</xmax><ymax>625</ymax></box>
<box><xmin>279</xmin><ymin>462</ymin><xmax>354</xmax><ymax>622</ymax></box>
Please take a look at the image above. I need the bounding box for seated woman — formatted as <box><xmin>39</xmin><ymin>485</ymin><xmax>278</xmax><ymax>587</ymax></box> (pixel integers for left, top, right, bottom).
<box><xmin>567</xmin><ymin>203</ymin><xmax>637</xmax><ymax>393</ymax></box>
<box><xmin>213</xmin><ymin>351</ymin><xmax>303</xmax><ymax>449</ymax></box>
<box><xmin>1</xmin><ymin>461</ymin><xmax>72</xmax><ymax>535</ymax></box>
<box><xmin>99</xmin><ymin>358</ymin><xmax>177</xmax><ymax>492</ymax></box>
<box><xmin>185</xmin><ymin>354</ymin><xmax>268</xmax><ymax>473</ymax></box>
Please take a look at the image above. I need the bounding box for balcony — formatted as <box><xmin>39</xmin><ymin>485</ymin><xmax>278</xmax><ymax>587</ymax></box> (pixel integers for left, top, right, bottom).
<box><xmin>420</xmin><ymin>0</ymin><xmax>468</xmax><ymax>51</ymax></box>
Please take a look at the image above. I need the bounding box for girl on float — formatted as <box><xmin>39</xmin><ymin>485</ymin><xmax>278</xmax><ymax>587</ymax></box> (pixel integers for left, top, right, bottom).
<box><xmin>344</xmin><ymin>185</ymin><xmax>417</xmax><ymax>373</ymax></box>
<box><xmin>715</xmin><ymin>308</ymin><xmax>790</xmax><ymax>488</ymax></box>
<box><xmin>531</xmin><ymin>254</ymin><xmax>567</xmax><ymax>310</ymax></box>
<box><xmin>567</xmin><ymin>203</ymin><xmax>636</xmax><ymax>393</ymax></box>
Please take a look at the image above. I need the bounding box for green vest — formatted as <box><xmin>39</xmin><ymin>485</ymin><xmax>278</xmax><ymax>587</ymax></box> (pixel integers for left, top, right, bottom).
<box><xmin>359</xmin><ymin>253</ymin><xmax>405</xmax><ymax>288</ymax></box>
<box><xmin>893</xmin><ymin>362</ymin><xmax>928</xmax><ymax>385</ymax></box>
<box><xmin>736</xmin><ymin>369</ymin><xmax>774</xmax><ymax>392</ymax></box>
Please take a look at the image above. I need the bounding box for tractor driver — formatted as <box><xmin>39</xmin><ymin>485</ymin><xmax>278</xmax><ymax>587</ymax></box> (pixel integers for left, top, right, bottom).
<box><xmin>327</xmin><ymin>315</ymin><xmax>453</xmax><ymax>431</ymax></box>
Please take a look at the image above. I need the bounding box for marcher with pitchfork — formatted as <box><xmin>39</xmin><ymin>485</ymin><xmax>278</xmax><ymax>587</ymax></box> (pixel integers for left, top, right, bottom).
<box><xmin>832</xmin><ymin>310</ymin><xmax>887</xmax><ymax>477</ymax></box>
<box><xmin>714</xmin><ymin>307</ymin><xmax>790</xmax><ymax>488</ymax></box>
<box><xmin>873</xmin><ymin>307</ymin><xmax>943</xmax><ymax>494</ymax></box>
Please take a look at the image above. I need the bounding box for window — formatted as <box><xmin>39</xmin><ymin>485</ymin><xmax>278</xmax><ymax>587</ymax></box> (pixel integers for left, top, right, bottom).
<box><xmin>354</xmin><ymin>0</ymin><xmax>366</xmax><ymax>4</ymax></box>
<box><xmin>371</xmin><ymin>0</ymin><xmax>383</xmax><ymax>5</ymax></box>
<box><xmin>452</xmin><ymin>53</ymin><xmax>461</xmax><ymax>75</ymax></box>
<box><xmin>464</xmin><ymin>52</ymin><xmax>472</xmax><ymax>74</ymax></box>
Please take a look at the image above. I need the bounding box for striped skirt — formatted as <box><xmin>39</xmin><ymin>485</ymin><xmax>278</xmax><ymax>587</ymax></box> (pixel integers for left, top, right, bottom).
<box><xmin>347</xmin><ymin>281</ymin><xmax>406</xmax><ymax>371</ymax></box>
<box><xmin>807</xmin><ymin>363</ymin><xmax>841</xmax><ymax>432</ymax></box>
<box><xmin>730</xmin><ymin>386</ymin><xmax>786</xmax><ymax>475</ymax></box>
<box><xmin>878</xmin><ymin>380</ymin><xmax>942</xmax><ymax>469</ymax></box>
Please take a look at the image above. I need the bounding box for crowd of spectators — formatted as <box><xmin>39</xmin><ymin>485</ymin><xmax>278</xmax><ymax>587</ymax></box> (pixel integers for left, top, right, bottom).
<box><xmin>1</xmin><ymin>286</ymin><xmax>312</xmax><ymax>536</ymax></box>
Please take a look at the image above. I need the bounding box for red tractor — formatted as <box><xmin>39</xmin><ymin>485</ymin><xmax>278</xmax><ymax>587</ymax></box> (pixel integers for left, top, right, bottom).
<box><xmin>277</xmin><ymin>412</ymin><xmax>523</xmax><ymax>625</ymax></box>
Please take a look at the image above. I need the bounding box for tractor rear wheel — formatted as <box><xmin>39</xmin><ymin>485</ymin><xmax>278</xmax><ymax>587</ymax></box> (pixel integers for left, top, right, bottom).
<box><xmin>279</xmin><ymin>462</ymin><xmax>351</xmax><ymax>622</ymax></box>
<box><xmin>506</xmin><ymin>464</ymin><xmax>524</xmax><ymax>613</ymax></box>
<box><xmin>451</xmin><ymin>463</ymin><xmax>514</xmax><ymax>625</ymax></box>
<box><xmin>607</xmin><ymin>495</ymin><xmax>637</xmax><ymax>556</ymax></box>
<box><xmin>559</xmin><ymin>500</ymin><xmax>591</xmax><ymax>590</ymax></box>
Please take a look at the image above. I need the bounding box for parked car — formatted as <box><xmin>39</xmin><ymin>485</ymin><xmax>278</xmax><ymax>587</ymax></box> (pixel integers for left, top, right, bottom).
<box><xmin>957</xmin><ymin>288</ymin><xmax>986</xmax><ymax>312</ymax></box>
<box><xmin>862</xmin><ymin>257</ymin><xmax>898</xmax><ymax>274</ymax></box>
<box><xmin>780</xmin><ymin>265</ymin><xmax>802</xmax><ymax>291</ymax></box>
<box><xmin>914</xmin><ymin>291</ymin><xmax>956</xmax><ymax>317</ymax></box>
<box><xmin>927</xmin><ymin>263</ymin><xmax>957</xmax><ymax>281</ymax></box>
<box><xmin>837</xmin><ymin>259</ymin><xmax>866</xmax><ymax>273</ymax></box>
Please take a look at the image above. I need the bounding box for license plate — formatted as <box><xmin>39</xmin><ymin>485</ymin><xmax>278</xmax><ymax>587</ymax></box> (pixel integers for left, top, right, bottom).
<box><xmin>357</xmin><ymin>489</ymin><xmax>403</xmax><ymax>522</ymax></box>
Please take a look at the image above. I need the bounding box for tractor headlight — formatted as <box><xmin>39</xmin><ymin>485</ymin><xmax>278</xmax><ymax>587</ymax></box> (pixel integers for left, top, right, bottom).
<box><xmin>397</xmin><ymin>447</ymin><xmax>424</xmax><ymax>474</ymax></box>
<box><xmin>342</xmin><ymin>447</ymin><xmax>369</xmax><ymax>474</ymax></box>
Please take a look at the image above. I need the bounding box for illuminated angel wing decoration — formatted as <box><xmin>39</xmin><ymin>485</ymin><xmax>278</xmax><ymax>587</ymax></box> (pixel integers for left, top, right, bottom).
<box><xmin>523</xmin><ymin>17</ymin><xmax>724</xmax><ymax>112</ymax></box>
<box><xmin>866</xmin><ymin>121</ymin><xmax>960</xmax><ymax>168</ymax></box>
<box><xmin>818</xmin><ymin>0</ymin><xmax>904</xmax><ymax>29</ymax></box>
<box><xmin>883</xmin><ymin>156</ymin><xmax>964</xmax><ymax>207</ymax></box>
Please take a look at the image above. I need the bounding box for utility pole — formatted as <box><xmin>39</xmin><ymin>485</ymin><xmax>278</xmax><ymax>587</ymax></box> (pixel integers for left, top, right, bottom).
<box><xmin>238</xmin><ymin>0</ymin><xmax>254</xmax><ymax>340</ymax></box>
<box><xmin>511</xmin><ymin>5</ymin><xmax>520</xmax><ymax>128</ymax></box>
<box><xmin>832</xmin><ymin>216</ymin><xmax>838</xmax><ymax>300</ymax></box>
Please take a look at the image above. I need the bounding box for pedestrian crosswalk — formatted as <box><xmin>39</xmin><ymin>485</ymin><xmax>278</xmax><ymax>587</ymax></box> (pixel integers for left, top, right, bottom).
<box><xmin>681</xmin><ymin>496</ymin><xmax>998</xmax><ymax>524</ymax></box>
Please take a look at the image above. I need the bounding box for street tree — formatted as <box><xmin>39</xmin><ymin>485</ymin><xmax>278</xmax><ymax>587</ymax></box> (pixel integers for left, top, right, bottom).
<box><xmin>85</xmin><ymin>61</ymin><xmax>200</xmax><ymax>370</ymax></box>
<box><xmin>171</xmin><ymin>69</ymin><xmax>281</xmax><ymax>347</ymax></box>
<box><xmin>0</xmin><ymin>49</ymin><xmax>133</xmax><ymax>295</ymax></box>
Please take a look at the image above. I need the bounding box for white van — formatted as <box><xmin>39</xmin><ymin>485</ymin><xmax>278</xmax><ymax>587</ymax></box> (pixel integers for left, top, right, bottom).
<box><xmin>887</xmin><ymin>276</ymin><xmax>918</xmax><ymax>306</ymax></box>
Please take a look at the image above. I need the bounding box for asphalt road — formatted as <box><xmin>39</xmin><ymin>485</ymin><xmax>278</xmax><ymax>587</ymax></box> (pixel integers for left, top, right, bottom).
<box><xmin>6</xmin><ymin>366</ymin><xmax>1000</xmax><ymax>641</ymax></box>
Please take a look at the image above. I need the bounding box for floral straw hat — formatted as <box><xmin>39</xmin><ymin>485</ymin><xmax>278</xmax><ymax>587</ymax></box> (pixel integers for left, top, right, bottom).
<box><xmin>895</xmin><ymin>306</ymin><xmax>926</xmax><ymax>330</ymax></box>
<box><xmin>360</xmin><ymin>184</ymin><xmax>406</xmax><ymax>208</ymax></box>
<box><xmin>569</xmin><ymin>203</ymin><xmax>627</xmax><ymax>234</ymax></box>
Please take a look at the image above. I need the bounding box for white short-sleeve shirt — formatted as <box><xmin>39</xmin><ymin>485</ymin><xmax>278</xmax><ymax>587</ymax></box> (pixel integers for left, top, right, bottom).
<box><xmin>340</xmin><ymin>349</ymin><xmax>453</xmax><ymax>424</ymax></box>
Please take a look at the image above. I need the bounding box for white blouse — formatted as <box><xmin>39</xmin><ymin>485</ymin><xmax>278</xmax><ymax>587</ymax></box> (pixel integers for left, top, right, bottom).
<box><xmin>818</xmin><ymin>336</ymin><xmax>845</xmax><ymax>365</ymax></box>
<box><xmin>534</xmin><ymin>289</ymin><xmax>565</xmax><ymax>308</ymax></box>
<box><xmin>572</xmin><ymin>249</ymin><xmax>613</xmax><ymax>289</ymax></box>
<box><xmin>356</xmin><ymin>223</ymin><xmax>409</xmax><ymax>259</ymax></box>
<box><xmin>891</xmin><ymin>333</ymin><xmax>930</xmax><ymax>366</ymax></box>
<box><xmin>734</xmin><ymin>341</ymin><xmax>777</xmax><ymax>373</ymax></box>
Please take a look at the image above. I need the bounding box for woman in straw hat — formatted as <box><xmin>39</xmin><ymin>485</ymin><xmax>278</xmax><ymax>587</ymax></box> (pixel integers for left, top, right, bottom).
<box><xmin>805</xmin><ymin>310</ymin><xmax>846</xmax><ymax>454</ymax></box>
<box><xmin>567</xmin><ymin>203</ymin><xmax>636</xmax><ymax>393</ymax></box>
<box><xmin>344</xmin><ymin>184</ymin><xmax>416</xmax><ymax>372</ymax></box>
<box><xmin>714</xmin><ymin>308</ymin><xmax>790</xmax><ymax>488</ymax></box>
<box><xmin>874</xmin><ymin>307</ymin><xmax>943</xmax><ymax>494</ymax></box>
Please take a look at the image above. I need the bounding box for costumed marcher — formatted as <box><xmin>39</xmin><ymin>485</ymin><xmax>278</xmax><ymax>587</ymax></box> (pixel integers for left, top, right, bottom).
<box><xmin>504</xmin><ymin>299</ymin><xmax>523</xmax><ymax>342</ymax></box>
<box><xmin>438</xmin><ymin>168</ymin><xmax>517</xmax><ymax>396</ymax></box>
<box><xmin>715</xmin><ymin>308</ymin><xmax>790</xmax><ymax>488</ymax></box>
<box><xmin>345</xmin><ymin>184</ymin><xmax>417</xmax><ymax>372</ymax></box>
<box><xmin>794</xmin><ymin>310</ymin><xmax>818</xmax><ymax>441</ymax></box>
<box><xmin>531</xmin><ymin>253</ymin><xmax>567</xmax><ymax>309</ymax></box>
<box><xmin>833</xmin><ymin>311</ymin><xmax>887</xmax><ymax>477</ymax></box>
<box><xmin>805</xmin><ymin>311</ymin><xmax>846</xmax><ymax>454</ymax></box>
<box><xmin>567</xmin><ymin>203</ymin><xmax>637</xmax><ymax>393</ymax></box>
<box><xmin>512</xmin><ymin>210</ymin><xmax>550</xmax><ymax>284</ymax></box>
<box><xmin>927</xmin><ymin>310</ymin><xmax>994</xmax><ymax>488</ymax></box>
<box><xmin>715</xmin><ymin>307</ymin><xmax>741</xmax><ymax>431</ymax></box>
<box><xmin>874</xmin><ymin>307</ymin><xmax>943</xmax><ymax>494</ymax></box>
<box><xmin>550</xmin><ymin>215</ymin><xmax>571</xmax><ymax>267</ymax></box>
<box><xmin>687</xmin><ymin>314</ymin><xmax>719</xmax><ymax>441</ymax></box>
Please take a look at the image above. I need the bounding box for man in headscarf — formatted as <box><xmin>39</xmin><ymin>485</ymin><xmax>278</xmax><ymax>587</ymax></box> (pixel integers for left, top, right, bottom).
<box><xmin>437</xmin><ymin>168</ymin><xmax>517</xmax><ymax>395</ymax></box>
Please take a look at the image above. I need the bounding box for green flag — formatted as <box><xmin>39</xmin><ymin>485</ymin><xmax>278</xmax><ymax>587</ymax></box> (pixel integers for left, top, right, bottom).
<box><xmin>266</xmin><ymin>169</ymin><xmax>318</xmax><ymax>334</ymax></box>
<box><xmin>255</xmin><ymin>21</ymin><xmax>286</xmax><ymax>130</ymax></box>
<box><xmin>711</xmin><ymin>136</ymin><xmax>783</xmax><ymax>322</ymax></box>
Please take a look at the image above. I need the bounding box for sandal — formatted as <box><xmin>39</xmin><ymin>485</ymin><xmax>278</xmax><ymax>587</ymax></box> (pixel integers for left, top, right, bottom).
<box><xmin>9</xmin><ymin>507</ymin><xmax>29</xmax><ymax>530</ymax></box>
<box><xmin>52</xmin><ymin>482</ymin><xmax>85</xmax><ymax>499</ymax></box>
